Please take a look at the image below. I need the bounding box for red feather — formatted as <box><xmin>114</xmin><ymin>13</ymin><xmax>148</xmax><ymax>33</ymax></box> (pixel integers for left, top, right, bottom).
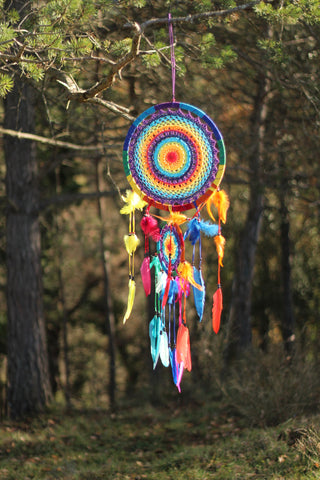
<box><xmin>140</xmin><ymin>214</ymin><xmax>160</xmax><ymax>241</ymax></box>
<box><xmin>212</xmin><ymin>287</ymin><xmax>223</xmax><ymax>334</ymax></box>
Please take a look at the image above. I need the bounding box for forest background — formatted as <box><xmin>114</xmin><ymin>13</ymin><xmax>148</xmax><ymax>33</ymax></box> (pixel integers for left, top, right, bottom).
<box><xmin>0</xmin><ymin>0</ymin><xmax>319</xmax><ymax>431</ymax></box>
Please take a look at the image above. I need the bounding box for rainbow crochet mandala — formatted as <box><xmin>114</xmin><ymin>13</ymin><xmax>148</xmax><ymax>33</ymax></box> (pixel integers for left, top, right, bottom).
<box><xmin>123</xmin><ymin>102</ymin><xmax>226</xmax><ymax>211</ymax></box>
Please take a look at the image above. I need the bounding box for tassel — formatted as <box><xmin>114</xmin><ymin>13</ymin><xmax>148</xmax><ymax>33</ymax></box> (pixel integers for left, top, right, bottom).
<box><xmin>124</xmin><ymin>233</ymin><xmax>140</xmax><ymax>255</ymax></box>
<box><xmin>140</xmin><ymin>214</ymin><xmax>160</xmax><ymax>242</ymax></box>
<box><xmin>123</xmin><ymin>278</ymin><xmax>136</xmax><ymax>324</ymax></box>
<box><xmin>177</xmin><ymin>261</ymin><xmax>203</xmax><ymax>291</ymax></box>
<box><xmin>214</xmin><ymin>234</ymin><xmax>226</xmax><ymax>267</ymax></box>
<box><xmin>212</xmin><ymin>286</ymin><xmax>223</xmax><ymax>334</ymax></box>
<box><xmin>140</xmin><ymin>256</ymin><xmax>151</xmax><ymax>296</ymax></box>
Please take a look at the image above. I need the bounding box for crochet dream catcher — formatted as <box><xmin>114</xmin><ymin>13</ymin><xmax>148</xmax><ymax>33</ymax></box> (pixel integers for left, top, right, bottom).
<box><xmin>120</xmin><ymin>15</ymin><xmax>229</xmax><ymax>392</ymax></box>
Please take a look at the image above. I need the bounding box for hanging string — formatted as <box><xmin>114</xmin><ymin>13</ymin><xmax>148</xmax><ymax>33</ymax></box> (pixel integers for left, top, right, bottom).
<box><xmin>168</xmin><ymin>13</ymin><xmax>176</xmax><ymax>102</ymax></box>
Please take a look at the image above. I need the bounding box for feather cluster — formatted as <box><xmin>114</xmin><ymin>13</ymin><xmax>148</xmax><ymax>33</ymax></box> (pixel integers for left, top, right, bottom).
<box><xmin>184</xmin><ymin>218</ymin><xmax>220</xmax><ymax>245</ymax></box>
<box><xmin>206</xmin><ymin>189</ymin><xmax>230</xmax><ymax>224</ymax></box>
<box><xmin>120</xmin><ymin>190</ymin><xmax>147</xmax><ymax>215</ymax></box>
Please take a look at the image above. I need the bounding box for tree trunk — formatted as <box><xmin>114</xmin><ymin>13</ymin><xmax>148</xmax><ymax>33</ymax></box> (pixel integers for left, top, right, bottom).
<box><xmin>4</xmin><ymin>78</ymin><xmax>52</xmax><ymax>417</ymax></box>
<box><xmin>223</xmin><ymin>72</ymin><xmax>270</xmax><ymax>364</ymax></box>
<box><xmin>94</xmin><ymin>158</ymin><xmax>117</xmax><ymax>409</ymax></box>
<box><xmin>279</xmin><ymin>173</ymin><xmax>295</xmax><ymax>355</ymax></box>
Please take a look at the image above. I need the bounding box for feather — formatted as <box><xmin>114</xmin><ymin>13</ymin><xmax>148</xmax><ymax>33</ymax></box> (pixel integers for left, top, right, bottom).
<box><xmin>120</xmin><ymin>190</ymin><xmax>147</xmax><ymax>215</ymax></box>
<box><xmin>176</xmin><ymin>361</ymin><xmax>184</xmax><ymax>393</ymax></box>
<box><xmin>140</xmin><ymin>256</ymin><xmax>151</xmax><ymax>296</ymax></box>
<box><xmin>149</xmin><ymin>315</ymin><xmax>161</xmax><ymax>368</ymax></box>
<box><xmin>140</xmin><ymin>214</ymin><xmax>160</xmax><ymax>242</ymax></box>
<box><xmin>155</xmin><ymin>270</ymin><xmax>167</xmax><ymax>294</ymax></box>
<box><xmin>176</xmin><ymin>324</ymin><xmax>192</xmax><ymax>372</ymax></box>
<box><xmin>184</xmin><ymin>218</ymin><xmax>201</xmax><ymax>245</ymax></box>
<box><xmin>206</xmin><ymin>192</ymin><xmax>217</xmax><ymax>222</ymax></box>
<box><xmin>213</xmin><ymin>189</ymin><xmax>230</xmax><ymax>224</ymax></box>
<box><xmin>159</xmin><ymin>329</ymin><xmax>170</xmax><ymax>367</ymax></box>
<box><xmin>169</xmin><ymin>347</ymin><xmax>179</xmax><ymax>386</ymax></box>
<box><xmin>214</xmin><ymin>235</ymin><xmax>226</xmax><ymax>267</ymax></box>
<box><xmin>159</xmin><ymin>211</ymin><xmax>188</xmax><ymax>226</ymax></box>
<box><xmin>212</xmin><ymin>286</ymin><xmax>223</xmax><ymax>334</ymax></box>
<box><xmin>168</xmin><ymin>278</ymin><xmax>179</xmax><ymax>305</ymax></box>
<box><xmin>177</xmin><ymin>261</ymin><xmax>203</xmax><ymax>291</ymax></box>
<box><xmin>124</xmin><ymin>233</ymin><xmax>140</xmax><ymax>255</ymax></box>
<box><xmin>192</xmin><ymin>266</ymin><xmax>205</xmax><ymax>321</ymax></box>
<box><xmin>198</xmin><ymin>219</ymin><xmax>219</xmax><ymax>238</ymax></box>
<box><xmin>150</xmin><ymin>255</ymin><xmax>162</xmax><ymax>276</ymax></box>
<box><xmin>123</xmin><ymin>278</ymin><xmax>135</xmax><ymax>324</ymax></box>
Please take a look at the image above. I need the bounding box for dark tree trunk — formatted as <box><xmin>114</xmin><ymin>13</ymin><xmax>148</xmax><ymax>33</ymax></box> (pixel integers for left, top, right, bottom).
<box><xmin>4</xmin><ymin>78</ymin><xmax>52</xmax><ymax>417</ymax></box>
<box><xmin>279</xmin><ymin>172</ymin><xmax>295</xmax><ymax>355</ymax></box>
<box><xmin>94</xmin><ymin>158</ymin><xmax>116</xmax><ymax>409</ymax></box>
<box><xmin>223</xmin><ymin>72</ymin><xmax>270</xmax><ymax>364</ymax></box>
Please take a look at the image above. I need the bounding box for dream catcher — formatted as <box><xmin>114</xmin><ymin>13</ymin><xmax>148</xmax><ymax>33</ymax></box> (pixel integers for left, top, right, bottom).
<box><xmin>120</xmin><ymin>14</ymin><xmax>229</xmax><ymax>391</ymax></box>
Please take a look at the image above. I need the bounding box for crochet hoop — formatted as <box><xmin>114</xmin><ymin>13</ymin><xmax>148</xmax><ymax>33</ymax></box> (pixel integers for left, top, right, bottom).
<box><xmin>123</xmin><ymin>102</ymin><xmax>226</xmax><ymax>211</ymax></box>
<box><xmin>158</xmin><ymin>224</ymin><xmax>183</xmax><ymax>271</ymax></box>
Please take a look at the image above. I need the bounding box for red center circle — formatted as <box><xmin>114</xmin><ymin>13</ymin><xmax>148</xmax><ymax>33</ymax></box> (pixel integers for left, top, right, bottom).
<box><xmin>166</xmin><ymin>151</ymin><xmax>178</xmax><ymax>163</ymax></box>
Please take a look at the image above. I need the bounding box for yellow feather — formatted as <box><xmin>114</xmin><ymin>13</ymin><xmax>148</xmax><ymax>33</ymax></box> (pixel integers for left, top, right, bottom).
<box><xmin>158</xmin><ymin>211</ymin><xmax>188</xmax><ymax>226</ymax></box>
<box><xmin>124</xmin><ymin>234</ymin><xmax>140</xmax><ymax>255</ymax></box>
<box><xmin>214</xmin><ymin>235</ymin><xmax>226</xmax><ymax>267</ymax></box>
<box><xmin>123</xmin><ymin>278</ymin><xmax>136</xmax><ymax>324</ymax></box>
<box><xmin>120</xmin><ymin>190</ymin><xmax>147</xmax><ymax>215</ymax></box>
<box><xmin>178</xmin><ymin>261</ymin><xmax>203</xmax><ymax>290</ymax></box>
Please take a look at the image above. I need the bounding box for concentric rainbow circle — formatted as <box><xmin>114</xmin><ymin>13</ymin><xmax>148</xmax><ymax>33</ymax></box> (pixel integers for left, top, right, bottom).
<box><xmin>158</xmin><ymin>224</ymin><xmax>183</xmax><ymax>271</ymax></box>
<box><xmin>123</xmin><ymin>102</ymin><xmax>226</xmax><ymax>211</ymax></box>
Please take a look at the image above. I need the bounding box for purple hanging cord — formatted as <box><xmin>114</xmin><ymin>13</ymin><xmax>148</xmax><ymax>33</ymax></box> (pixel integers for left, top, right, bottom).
<box><xmin>168</xmin><ymin>13</ymin><xmax>176</xmax><ymax>102</ymax></box>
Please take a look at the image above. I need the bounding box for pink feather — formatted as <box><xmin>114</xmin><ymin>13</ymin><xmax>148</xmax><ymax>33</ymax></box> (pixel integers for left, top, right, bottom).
<box><xmin>140</xmin><ymin>214</ymin><xmax>160</xmax><ymax>242</ymax></box>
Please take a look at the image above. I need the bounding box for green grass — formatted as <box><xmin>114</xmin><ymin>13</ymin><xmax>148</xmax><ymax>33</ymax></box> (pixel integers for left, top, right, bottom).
<box><xmin>0</xmin><ymin>402</ymin><xmax>319</xmax><ymax>479</ymax></box>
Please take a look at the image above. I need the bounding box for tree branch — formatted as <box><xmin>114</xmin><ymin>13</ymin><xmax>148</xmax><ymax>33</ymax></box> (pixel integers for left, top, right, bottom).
<box><xmin>59</xmin><ymin>22</ymin><xmax>142</xmax><ymax>103</ymax></box>
<box><xmin>40</xmin><ymin>190</ymin><xmax>122</xmax><ymax>211</ymax></box>
<box><xmin>138</xmin><ymin>1</ymin><xmax>264</xmax><ymax>30</ymax></box>
<box><xmin>0</xmin><ymin>127</ymin><xmax>109</xmax><ymax>151</ymax></box>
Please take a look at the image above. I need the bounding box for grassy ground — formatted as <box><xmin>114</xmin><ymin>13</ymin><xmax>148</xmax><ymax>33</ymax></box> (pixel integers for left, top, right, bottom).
<box><xmin>0</xmin><ymin>400</ymin><xmax>319</xmax><ymax>480</ymax></box>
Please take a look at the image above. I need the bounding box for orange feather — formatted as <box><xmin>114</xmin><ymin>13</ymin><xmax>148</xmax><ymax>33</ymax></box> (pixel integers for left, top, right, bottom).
<box><xmin>214</xmin><ymin>235</ymin><xmax>226</xmax><ymax>267</ymax></box>
<box><xmin>214</xmin><ymin>190</ymin><xmax>230</xmax><ymax>224</ymax></box>
<box><xmin>212</xmin><ymin>287</ymin><xmax>223</xmax><ymax>334</ymax></box>
<box><xmin>177</xmin><ymin>261</ymin><xmax>203</xmax><ymax>291</ymax></box>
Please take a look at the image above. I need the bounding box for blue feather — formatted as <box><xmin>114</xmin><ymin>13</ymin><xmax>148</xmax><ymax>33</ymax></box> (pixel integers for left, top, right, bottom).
<box><xmin>192</xmin><ymin>266</ymin><xmax>205</xmax><ymax>321</ymax></box>
<box><xmin>184</xmin><ymin>218</ymin><xmax>201</xmax><ymax>245</ymax></box>
<box><xmin>198</xmin><ymin>219</ymin><xmax>219</xmax><ymax>238</ymax></box>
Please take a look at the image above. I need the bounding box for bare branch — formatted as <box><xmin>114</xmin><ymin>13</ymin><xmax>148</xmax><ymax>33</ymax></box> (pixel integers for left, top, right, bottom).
<box><xmin>138</xmin><ymin>1</ymin><xmax>264</xmax><ymax>31</ymax></box>
<box><xmin>0</xmin><ymin>127</ymin><xmax>119</xmax><ymax>151</ymax></box>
